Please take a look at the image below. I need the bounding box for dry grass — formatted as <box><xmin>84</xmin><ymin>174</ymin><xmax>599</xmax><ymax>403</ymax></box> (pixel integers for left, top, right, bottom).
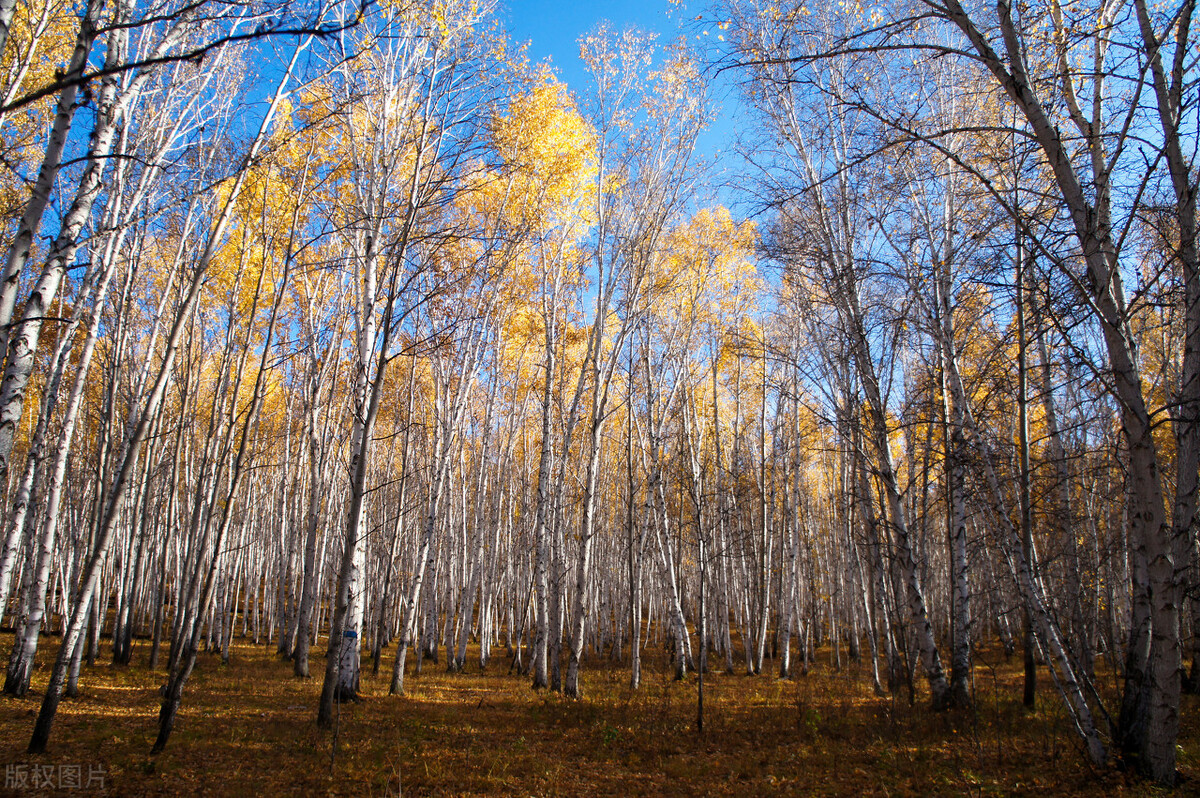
<box><xmin>0</xmin><ymin>633</ymin><xmax>1195</xmax><ymax>796</ymax></box>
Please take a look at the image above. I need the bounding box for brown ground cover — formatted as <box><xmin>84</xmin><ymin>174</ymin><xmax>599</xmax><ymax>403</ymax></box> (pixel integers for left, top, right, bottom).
<box><xmin>0</xmin><ymin>634</ymin><xmax>1195</xmax><ymax>796</ymax></box>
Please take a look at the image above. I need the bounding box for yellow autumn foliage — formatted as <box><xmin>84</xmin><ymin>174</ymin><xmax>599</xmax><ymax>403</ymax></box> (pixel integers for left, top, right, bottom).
<box><xmin>0</xmin><ymin>0</ymin><xmax>76</xmax><ymax>215</ymax></box>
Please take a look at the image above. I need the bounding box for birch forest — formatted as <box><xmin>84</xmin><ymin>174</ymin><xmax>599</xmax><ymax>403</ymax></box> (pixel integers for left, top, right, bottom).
<box><xmin>0</xmin><ymin>0</ymin><xmax>1196</xmax><ymax>793</ymax></box>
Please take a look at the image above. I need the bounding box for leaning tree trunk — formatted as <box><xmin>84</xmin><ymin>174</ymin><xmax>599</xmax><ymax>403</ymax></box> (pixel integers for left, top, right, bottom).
<box><xmin>27</xmin><ymin>41</ymin><xmax>297</xmax><ymax>752</ymax></box>
<box><xmin>845</xmin><ymin>293</ymin><xmax>950</xmax><ymax>710</ymax></box>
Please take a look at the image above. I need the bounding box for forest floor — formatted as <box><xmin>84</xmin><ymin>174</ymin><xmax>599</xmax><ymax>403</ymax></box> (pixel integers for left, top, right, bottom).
<box><xmin>0</xmin><ymin>634</ymin><xmax>1196</xmax><ymax>796</ymax></box>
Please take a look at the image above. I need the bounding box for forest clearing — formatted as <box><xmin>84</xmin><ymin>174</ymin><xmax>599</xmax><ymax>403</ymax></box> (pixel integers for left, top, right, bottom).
<box><xmin>2</xmin><ymin>635</ymin><xmax>1195</xmax><ymax>796</ymax></box>
<box><xmin>0</xmin><ymin>0</ymin><xmax>1196</xmax><ymax>792</ymax></box>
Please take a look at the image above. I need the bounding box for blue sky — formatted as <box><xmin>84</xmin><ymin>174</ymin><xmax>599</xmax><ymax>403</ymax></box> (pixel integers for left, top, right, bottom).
<box><xmin>501</xmin><ymin>0</ymin><xmax>740</xmax><ymax>202</ymax></box>
<box><xmin>502</xmin><ymin>0</ymin><xmax>680</xmax><ymax>92</ymax></box>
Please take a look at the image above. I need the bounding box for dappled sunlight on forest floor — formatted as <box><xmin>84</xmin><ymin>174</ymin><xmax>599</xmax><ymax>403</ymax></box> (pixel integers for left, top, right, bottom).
<box><xmin>0</xmin><ymin>635</ymin><xmax>1195</xmax><ymax>795</ymax></box>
